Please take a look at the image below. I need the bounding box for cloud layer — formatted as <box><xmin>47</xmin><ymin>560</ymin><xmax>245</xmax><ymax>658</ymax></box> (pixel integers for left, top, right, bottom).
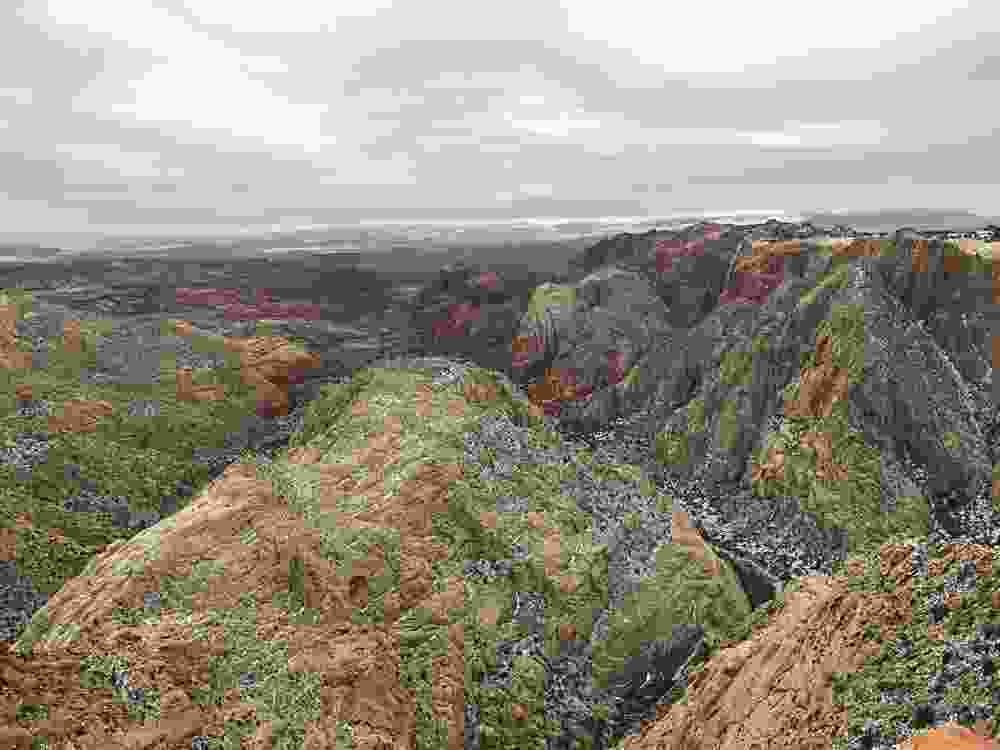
<box><xmin>2</xmin><ymin>0</ymin><xmax>997</xmax><ymax>238</ymax></box>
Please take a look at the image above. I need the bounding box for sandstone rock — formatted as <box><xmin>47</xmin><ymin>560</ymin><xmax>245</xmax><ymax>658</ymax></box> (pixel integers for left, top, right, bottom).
<box><xmin>886</xmin><ymin>230</ymin><xmax>993</xmax><ymax>321</ymax></box>
<box><xmin>174</xmin><ymin>367</ymin><xmax>227</xmax><ymax>403</ymax></box>
<box><xmin>609</xmin><ymin>225</ymin><xmax>993</xmax><ymax>536</ymax></box>
<box><xmin>2</xmin><ymin>227</ymin><xmax>996</xmax><ymax>750</ymax></box>
<box><xmin>46</xmin><ymin>398</ymin><xmax>114</xmax><ymax>434</ymax></box>
<box><xmin>0</xmin><ymin>303</ymin><xmax>32</xmax><ymax>370</ymax></box>
<box><xmin>172</xmin><ymin>320</ymin><xmax>322</xmax><ymax>418</ymax></box>
<box><xmin>511</xmin><ymin>223</ymin><xmax>998</xmax><ymax>748</ymax></box>
<box><xmin>783</xmin><ymin>334</ymin><xmax>851</xmax><ymax>418</ymax></box>
<box><xmin>798</xmin><ymin>429</ymin><xmax>849</xmax><ymax>481</ymax></box>
<box><xmin>61</xmin><ymin>319</ymin><xmax>82</xmax><ymax>354</ymax></box>
<box><xmin>670</xmin><ymin>507</ymin><xmax>722</xmax><ymax>577</ymax></box>
<box><xmin>1</xmin><ymin>449</ymin><xmax>427</xmax><ymax>748</ymax></box>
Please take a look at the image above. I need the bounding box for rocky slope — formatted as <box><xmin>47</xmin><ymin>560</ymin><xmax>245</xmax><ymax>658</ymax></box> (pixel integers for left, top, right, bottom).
<box><xmin>399</xmin><ymin>220</ymin><xmax>998</xmax><ymax>749</ymax></box>
<box><xmin>0</xmin><ymin>220</ymin><xmax>996</xmax><ymax>749</ymax></box>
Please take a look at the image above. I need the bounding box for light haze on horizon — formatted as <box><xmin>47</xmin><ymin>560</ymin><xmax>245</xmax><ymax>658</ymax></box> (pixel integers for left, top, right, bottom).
<box><xmin>1</xmin><ymin>0</ymin><xmax>998</xmax><ymax>246</ymax></box>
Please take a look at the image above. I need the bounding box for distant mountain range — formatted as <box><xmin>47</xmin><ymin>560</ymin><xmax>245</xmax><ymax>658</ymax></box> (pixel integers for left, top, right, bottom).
<box><xmin>800</xmin><ymin>208</ymin><xmax>1000</xmax><ymax>232</ymax></box>
<box><xmin>0</xmin><ymin>244</ymin><xmax>64</xmax><ymax>258</ymax></box>
<box><xmin>0</xmin><ymin>208</ymin><xmax>997</xmax><ymax>262</ymax></box>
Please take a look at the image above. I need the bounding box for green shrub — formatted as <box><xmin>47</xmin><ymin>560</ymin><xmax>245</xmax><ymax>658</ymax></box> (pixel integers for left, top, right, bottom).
<box><xmin>687</xmin><ymin>398</ymin><xmax>706</xmax><ymax>432</ymax></box>
<box><xmin>655</xmin><ymin>430</ymin><xmax>688</xmax><ymax>466</ymax></box>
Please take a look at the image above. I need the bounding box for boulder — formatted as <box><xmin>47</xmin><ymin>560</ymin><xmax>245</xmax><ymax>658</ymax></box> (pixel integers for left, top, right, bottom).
<box><xmin>227</xmin><ymin>336</ymin><xmax>322</xmax><ymax>418</ymax></box>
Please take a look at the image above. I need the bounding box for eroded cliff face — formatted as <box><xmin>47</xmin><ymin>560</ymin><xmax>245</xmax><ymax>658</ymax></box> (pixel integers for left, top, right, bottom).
<box><xmin>411</xmin><ymin>223</ymin><xmax>998</xmax><ymax>749</ymax></box>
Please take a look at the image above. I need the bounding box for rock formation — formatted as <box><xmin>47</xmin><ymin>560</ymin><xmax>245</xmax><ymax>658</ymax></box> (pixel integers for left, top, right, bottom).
<box><xmin>0</xmin><ymin>221</ymin><xmax>996</xmax><ymax>750</ymax></box>
<box><xmin>171</xmin><ymin>319</ymin><xmax>323</xmax><ymax>418</ymax></box>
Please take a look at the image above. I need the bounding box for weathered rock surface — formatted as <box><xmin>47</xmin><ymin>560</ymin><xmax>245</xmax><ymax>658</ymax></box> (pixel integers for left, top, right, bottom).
<box><xmin>509</xmin><ymin>266</ymin><xmax>673</xmax><ymax>425</ymax></box>
<box><xmin>171</xmin><ymin>319</ymin><xmax>324</xmax><ymax>417</ymax></box>
<box><xmin>391</xmin><ymin>222</ymin><xmax>998</xmax><ymax>748</ymax></box>
<box><xmin>529</xmin><ymin>228</ymin><xmax>995</xmax><ymax>543</ymax></box>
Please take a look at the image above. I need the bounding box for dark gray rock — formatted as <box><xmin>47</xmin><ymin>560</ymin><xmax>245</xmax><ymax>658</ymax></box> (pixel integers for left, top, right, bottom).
<box><xmin>543</xmin><ymin>228</ymin><xmax>994</xmax><ymax>564</ymax></box>
<box><xmin>569</xmin><ymin>230</ymin><xmax>662</xmax><ymax>278</ymax></box>
<box><xmin>511</xmin><ymin>265</ymin><xmax>674</xmax><ymax>429</ymax></box>
<box><xmin>0</xmin><ymin>561</ymin><xmax>50</xmax><ymax>642</ymax></box>
<box><xmin>884</xmin><ymin>230</ymin><xmax>994</xmax><ymax>321</ymax></box>
<box><xmin>594</xmin><ymin>623</ymin><xmax>707</xmax><ymax>749</ymax></box>
<box><xmin>712</xmin><ymin>546</ymin><xmax>780</xmax><ymax>611</ymax></box>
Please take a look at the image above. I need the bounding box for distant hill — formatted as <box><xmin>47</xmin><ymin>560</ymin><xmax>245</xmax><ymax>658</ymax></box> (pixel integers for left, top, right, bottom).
<box><xmin>802</xmin><ymin>208</ymin><xmax>1000</xmax><ymax>232</ymax></box>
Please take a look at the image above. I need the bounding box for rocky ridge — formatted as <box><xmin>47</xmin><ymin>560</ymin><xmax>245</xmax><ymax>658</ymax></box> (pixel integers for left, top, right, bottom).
<box><xmin>0</xmin><ymin>219</ymin><xmax>996</xmax><ymax>749</ymax></box>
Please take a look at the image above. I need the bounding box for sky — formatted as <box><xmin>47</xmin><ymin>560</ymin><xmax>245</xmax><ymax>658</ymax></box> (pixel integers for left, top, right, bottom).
<box><xmin>1</xmin><ymin>0</ymin><xmax>998</xmax><ymax>244</ymax></box>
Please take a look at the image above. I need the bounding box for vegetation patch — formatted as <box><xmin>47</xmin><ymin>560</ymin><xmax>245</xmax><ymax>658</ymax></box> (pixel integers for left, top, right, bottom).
<box><xmin>0</xmin><ymin>296</ymin><xmax>277</xmax><ymax>616</ymax></box>
<box><xmin>829</xmin><ymin>544</ymin><xmax>1000</xmax><ymax>750</ymax></box>
<box><xmin>797</xmin><ymin>259</ymin><xmax>851</xmax><ymax>310</ymax></box>
<box><xmin>590</xmin><ymin>539</ymin><xmax>751</xmax><ymax>694</ymax></box>
<box><xmin>751</xmin><ymin>301</ymin><xmax>930</xmax><ymax>566</ymax></box>
<box><xmin>525</xmin><ymin>283</ymin><xmax>576</xmax><ymax>323</ymax></box>
<box><xmin>655</xmin><ymin>429</ymin><xmax>689</xmax><ymax>468</ymax></box>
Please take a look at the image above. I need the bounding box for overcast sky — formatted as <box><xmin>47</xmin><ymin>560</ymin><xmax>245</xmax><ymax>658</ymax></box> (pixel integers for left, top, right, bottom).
<box><xmin>2</xmin><ymin>0</ymin><xmax>998</xmax><ymax>240</ymax></box>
